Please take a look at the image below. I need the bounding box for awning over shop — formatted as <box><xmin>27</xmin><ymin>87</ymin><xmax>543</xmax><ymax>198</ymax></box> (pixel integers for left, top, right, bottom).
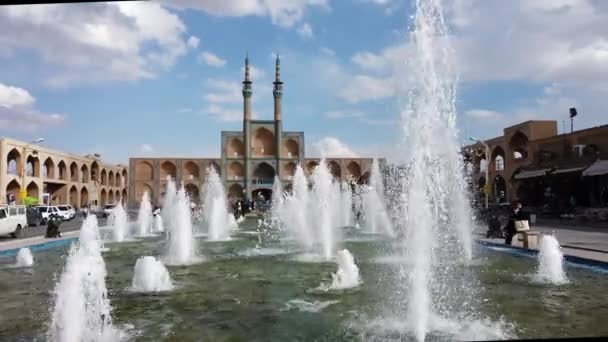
<box><xmin>582</xmin><ymin>160</ymin><xmax>608</xmax><ymax>177</ymax></box>
<box><xmin>514</xmin><ymin>168</ymin><xmax>551</xmax><ymax>180</ymax></box>
<box><xmin>551</xmin><ymin>166</ymin><xmax>587</xmax><ymax>175</ymax></box>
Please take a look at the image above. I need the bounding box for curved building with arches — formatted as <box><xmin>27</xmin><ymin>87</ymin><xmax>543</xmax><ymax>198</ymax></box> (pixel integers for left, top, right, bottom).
<box><xmin>0</xmin><ymin>137</ymin><xmax>128</xmax><ymax>208</ymax></box>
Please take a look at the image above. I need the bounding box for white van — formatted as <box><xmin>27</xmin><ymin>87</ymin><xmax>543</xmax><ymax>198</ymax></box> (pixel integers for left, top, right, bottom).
<box><xmin>0</xmin><ymin>205</ymin><xmax>28</xmax><ymax>238</ymax></box>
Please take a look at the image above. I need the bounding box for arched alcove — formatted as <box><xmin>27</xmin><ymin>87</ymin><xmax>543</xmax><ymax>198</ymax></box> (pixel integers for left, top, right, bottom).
<box><xmin>69</xmin><ymin>185</ymin><xmax>78</xmax><ymax>207</ymax></box>
<box><xmin>328</xmin><ymin>161</ymin><xmax>341</xmax><ymax>179</ymax></box>
<box><xmin>57</xmin><ymin>160</ymin><xmax>67</xmax><ymax>181</ymax></box>
<box><xmin>509</xmin><ymin>131</ymin><xmax>529</xmax><ymax>160</ymax></box>
<box><xmin>26</xmin><ymin>155</ymin><xmax>40</xmax><ymax>177</ymax></box>
<box><xmin>283</xmin><ymin>139</ymin><xmax>299</xmax><ymax>158</ymax></box>
<box><xmin>6</xmin><ymin>148</ymin><xmax>21</xmax><ymax>175</ymax></box>
<box><xmin>80</xmin><ymin>187</ymin><xmax>89</xmax><ymax>207</ymax></box>
<box><xmin>227</xmin><ymin>138</ymin><xmax>245</xmax><ymax>157</ymax></box>
<box><xmin>252</xmin><ymin>127</ymin><xmax>275</xmax><ymax>157</ymax></box>
<box><xmin>346</xmin><ymin>161</ymin><xmax>361</xmax><ymax>179</ymax></box>
<box><xmin>228</xmin><ymin>161</ymin><xmax>245</xmax><ymax>180</ymax></box>
<box><xmin>184</xmin><ymin>161</ymin><xmax>200</xmax><ymax>181</ymax></box>
<box><xmin>43</xmin><ymin>157</ymin><xmax>55</xmax><ymax>179</ymax></box>
<box><xmin>160</xmin><ymin>161</ymin><xmax>176</xmax><ymax>180</ymax></box>
<box><xmin>283</xmin><ymin>162</ymin><xmax>297</xmax><ymax>178</ymax></box>
<box><xmin>70</xmin><ymin>162</ymin><xmax>79</xmax><ymax>182</ymax></box>
<box><xmin>80</xmin><ymin>164</ymin><xmax>89</xmax><ymax>183</ymax></box>
<box><xmin>136</xmin><ymin>161</ymin><xmax>153</xmax><ymax>181</ymax></box>
<box><xmin>26</xmin><ymin>181</ymin><xmax>39</xmax><ymax>199</ymax></box>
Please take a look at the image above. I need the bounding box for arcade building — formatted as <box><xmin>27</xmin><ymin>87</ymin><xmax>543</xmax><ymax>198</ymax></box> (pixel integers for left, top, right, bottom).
<box><xmin>128</xmin><ymin>56</ymin><xmax>385</xmax><ymax>208</ymax></box>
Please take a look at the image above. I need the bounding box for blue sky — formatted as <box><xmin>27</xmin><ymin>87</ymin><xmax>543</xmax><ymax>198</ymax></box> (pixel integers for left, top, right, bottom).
<box><xmin>1</xmin><ymin>0</ymin><xmax>607</xmax><ymax>164</ymax></box>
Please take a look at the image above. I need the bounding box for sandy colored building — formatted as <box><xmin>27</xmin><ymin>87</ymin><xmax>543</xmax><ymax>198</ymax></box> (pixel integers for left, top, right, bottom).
<box><xmin>129</xmin><ymin>56</ymin><xmax>385</xmax><ymax>208</ymax></box>
<box><xmin>0</xmin><ymin>137</ymin><xmax>128</xmax><ymax>208</ymax></box>
<box><xmin>464</xmin><ymin>120</ymin><xmax>608</xmax><ymax>209</ymax></box>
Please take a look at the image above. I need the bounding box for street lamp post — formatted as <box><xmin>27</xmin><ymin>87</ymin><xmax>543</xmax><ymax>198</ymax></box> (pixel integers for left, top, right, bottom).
<box><xmin>19</xmin><ymin>138</ymin><xmax>44</xmax><ymax>204</ymax></box>
<box><xmin>469</xmin><ymin>137</ymin><xmax>490</xmax><ymax>209</ymax></box>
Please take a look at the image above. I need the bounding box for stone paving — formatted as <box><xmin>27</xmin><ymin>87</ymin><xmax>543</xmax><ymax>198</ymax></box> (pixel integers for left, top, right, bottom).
<box><xmin>0</xmin><ymin>230</ymin><xmax>80</xmax><ymax>253</ymax></box>
<box><xmin>478</xmin><ymin>222</ymin><xmax>608</xmax><ymax>263</ymax></box>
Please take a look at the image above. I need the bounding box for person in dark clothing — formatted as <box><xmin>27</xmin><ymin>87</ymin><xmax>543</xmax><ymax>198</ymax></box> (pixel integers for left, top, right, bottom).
<box><xmin>46</xmin><ymin>214</ymin><xmax>62</xmax><ymax>238</ymax></box>
<box><xmin>504</xmin><ymin>201</ymin><xmax>524</xmax><ymax>245</ymax></box>
<box><xmin>601</xmin><ymin>187</ymin><xmax>608</xmax><ymax>206</ymax></box>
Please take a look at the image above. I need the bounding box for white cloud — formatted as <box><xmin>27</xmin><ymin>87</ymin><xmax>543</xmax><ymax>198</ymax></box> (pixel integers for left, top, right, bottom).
<box><xmin>336</xmin><ymin>0</ymin><xmax>608</xmax><ymax>132</ymax></box>
<box><xmin>177</xmin><ymin>107</ymin><xmax>193</xmax><ymax>113</ymax></box>
<box><xmin>325</xmin><ymin>110</ymin><xmax>364</xmax><ymax>119</ymax></box>
<box><xmin>162</xmin><ymin>0</ymin><xmax>329</xmax><ymax>27</ymax></box>
<box><xmin>0</xmin><ymin>83</ymin><xmax>35</xmax><ymax>108</ymax></box>
<box><xmin>446</xmin><ymin>0</ymin><xmax>608</xmax><ymax>85</ymax></box>
<box><xmin>0</xmin><ymin>2</ymin><xmax>189</xmax><ymax>87</ymax></box>
<box><xmin>313</xmin><ymin>137</ymin><xmax>359</xmax><ymax>158</ymax></box>
<box><xmin>320</xmin><ymin>47</ymin><xmax>336</xmax><ymax>56</ymax></box>
<box><xmin>198</xmin><ymin>51</ymin><xmax>227</xmax><ymax>67</ymax></box>
<box><xmin>465</xmin><ymin>109</ymin><xmax>505</xmax><ymax>120</ymax></box>
<box><xmin>351</xmin><ymin>51</ymin><xmax>388</xmax><ymax>71</ymax></box>
<box><xmin>187</xmin><ymin>35</ymin><xmax>200</xmax><ymax>49</ymax></box>
<box><xmin>204</xmin><ymin>79</ymin><xmax>241</xmax><ymax>104</ymax></box>
<box><xmin>140</xmin><ymin>144</ymin><xmax>155</xmax><ymax>153</ymax></box>
<box><xmin>0</xmin><ymin>83</ymin><xmax>65</xmax><ymax>132</ymax></box>
<box><xmin>297</xmin><ymin>22</ymin><xmax>314</xmax><ymax>39</ymax></box>
<box><xmin>205</xmin><ymin>104</ymin><xmax>242</xmax><ymax>122</ymax></box>
<box><xmin>337</xmin><ymin>75</ymin><xmax>395</xmax><ymax>103</ymax></box>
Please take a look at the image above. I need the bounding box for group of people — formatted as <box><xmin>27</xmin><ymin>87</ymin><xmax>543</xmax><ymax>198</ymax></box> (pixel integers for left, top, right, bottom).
<box><xmin>232</xmin><ymin>200</ymin><xmax>254</xmax><ymax>218</ymax></box>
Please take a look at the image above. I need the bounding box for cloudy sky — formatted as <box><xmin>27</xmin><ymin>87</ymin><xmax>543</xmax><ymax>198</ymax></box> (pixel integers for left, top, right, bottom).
<box><xmin>0</xmin><ymin>0</ymin><xmax>606</xmax><ymax>163</ymax></box>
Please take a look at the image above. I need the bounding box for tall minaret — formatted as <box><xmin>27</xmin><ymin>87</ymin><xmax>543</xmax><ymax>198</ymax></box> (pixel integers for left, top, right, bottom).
<box><xmin>273</xmin><ymin>54</ymin><xmax>283</xmax><ymax>176</ymax></box>
<box><xmin>273</xmin><ymin>54</ymin><xmax>283</xmax><ymax>121</ymax></box>
<box><xmin>242</xmin><ymin>54</ymin><xmax>253</xmax><ymax>121</ymax></box>
<box><xmin>243</xmin><ymin>55</ymin><xmax>253</xmax><ymax>201</ymax></box>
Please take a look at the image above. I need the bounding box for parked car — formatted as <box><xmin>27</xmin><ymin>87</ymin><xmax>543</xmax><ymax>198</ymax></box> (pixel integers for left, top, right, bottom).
<box><xmin>26</xmin><ymin>206</ymin><xmax>43</xmax><ymax>226</ymax></box>
<box><xmin>35</xmin><ymin>205</ymin><xmax>62</xmax><ymax>224</ymax></box>
<box><xmin>0</xmin><ymin>205</ymin><xmax>28</xmax><ymax>238</ymax></box>
<box><xmin>56</xmin><ymin>205</ymin><xmax>76</xmax><ymax>220</ymax></box>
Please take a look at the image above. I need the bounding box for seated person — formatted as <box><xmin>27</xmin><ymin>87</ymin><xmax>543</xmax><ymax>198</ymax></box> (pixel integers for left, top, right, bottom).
<box><xmin>504</xmin><ymin>201</ymin><xmax>526</xmax><ymax>245</ymax></box>
<box><xmin>45</xmin><ymin>214</ymin><xmax>62</xmax><ymax>238</ymax></box>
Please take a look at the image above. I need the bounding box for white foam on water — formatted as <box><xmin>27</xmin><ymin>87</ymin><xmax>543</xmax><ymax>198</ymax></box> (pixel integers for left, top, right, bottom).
<box><xmin>317</xmin><ymin>249</ymin><xmax>362</xmax><ymax>291</ymax></box>
<box><xmin>534</xmin><ymin>234</ymin><xmax>568</xmax><ymax>285</ymax></box>
<box><xmin>14</xmin><ymin>248</ymin><xmax>34</xmax><ymax>268</ymax></box>
<box><xmin>130</xmin><ymin>256</ymin><xmax>174</xmax><ymax>293</ymax></box>
<box><xmin>280</xmin><ymin>299</ymin><xmax>340</xmax><ymax>313</ymax></box>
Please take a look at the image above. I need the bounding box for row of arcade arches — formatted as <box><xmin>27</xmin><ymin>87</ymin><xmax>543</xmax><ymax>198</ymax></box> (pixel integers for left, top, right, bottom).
<box><xmin>5</xmin><ymin>148</ymin><xmax>126</xmax><ymax>186</ymax></box>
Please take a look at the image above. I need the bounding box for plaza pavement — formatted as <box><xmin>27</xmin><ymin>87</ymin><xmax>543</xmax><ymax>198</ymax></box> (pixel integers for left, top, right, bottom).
<box><xmin>1</xmin><ymin>215</ymin><xmax>607</xmax><ymax>263</ymax></box>
<box><xmin>0</xmin><ymin>216</ymin><xmax>108</xmax><ymax>253</ymax></box>
<box><xmin>478</xmin><ymin>222</ymin><xmax>608</xmax><ymax>263</ymax></box>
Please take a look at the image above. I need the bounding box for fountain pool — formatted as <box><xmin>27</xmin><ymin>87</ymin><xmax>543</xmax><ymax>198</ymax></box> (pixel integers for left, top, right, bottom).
<box><xmin>0</xmin><ymin>219</ymin><xmax>606</xmax><ymax>341</ymax></box>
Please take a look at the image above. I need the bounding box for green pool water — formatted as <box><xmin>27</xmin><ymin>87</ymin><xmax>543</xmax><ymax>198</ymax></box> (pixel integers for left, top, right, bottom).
<box><xmin>0</xmin><ymin>221</ymin><xmax>607</xmax><ymax>341</ymax></box>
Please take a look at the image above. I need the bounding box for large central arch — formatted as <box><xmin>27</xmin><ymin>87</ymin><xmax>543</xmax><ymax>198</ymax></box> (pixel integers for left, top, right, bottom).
<box><xmin>252</xmin><ymin>162</ymin><xmax>276</xmax><ymax>183</ymax></box>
